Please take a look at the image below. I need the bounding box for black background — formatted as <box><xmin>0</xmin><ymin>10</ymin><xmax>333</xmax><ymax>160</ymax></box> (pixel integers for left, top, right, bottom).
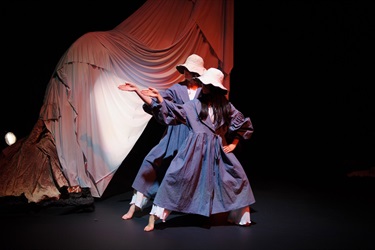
<box><xmin>1</xmin><ymin>1</ymin><xmax>374</xmax><ymax>182</ymax></box>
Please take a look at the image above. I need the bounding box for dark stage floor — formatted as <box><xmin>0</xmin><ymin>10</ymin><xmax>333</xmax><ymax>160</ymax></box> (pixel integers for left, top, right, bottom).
<box><xmin>1</xmin><ymin>172</ymin><xmax>374</xmax><ymax>250</ymax></box>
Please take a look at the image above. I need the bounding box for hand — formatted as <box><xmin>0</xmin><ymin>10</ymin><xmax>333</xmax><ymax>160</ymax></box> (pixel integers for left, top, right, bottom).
<box><xmin>140</xmin><ymin>87</ymin><xmax>159</xmax><ymax>97</ymax></box>
<box><xmin>141</xmin><ymin>87</ymin><xmax>163</xmax><ymax>103</ymax></box>
<box><xmin>223</xmin><ymin>143</ymin><xmax>236</xmax><ymax>153</ymax></box>
<box><xmin>118</xmin><ymin>82</ymin><xmax>138</xmax><ymax>92</ymax></box>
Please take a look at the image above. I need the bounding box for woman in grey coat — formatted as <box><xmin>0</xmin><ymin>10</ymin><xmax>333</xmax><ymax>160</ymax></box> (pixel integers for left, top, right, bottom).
<box><xmin>118</xmin><ymin>54</ymin><xmax>206</xmax><ymax>220</ymax></box>
<box><xmin>141</xmin><ymin>68</ymin><xmax>256</xmax><ymax>231</ymax></box>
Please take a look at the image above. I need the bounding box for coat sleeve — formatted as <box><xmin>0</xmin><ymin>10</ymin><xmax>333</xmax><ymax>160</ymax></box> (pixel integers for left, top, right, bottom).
<box><xmin>154</xmin><ymin>99</ymin><xmax>188</xmax><ymax>126</ymax></box>
<box><xmin>227</xmin><ymin>103</ymin><xmax>254</xmax><ymax>140</ymax></box>
<box><xmin>142</xmin><ymin>87</ymin><xmax>175</xmax><ymax>115</ymax></box>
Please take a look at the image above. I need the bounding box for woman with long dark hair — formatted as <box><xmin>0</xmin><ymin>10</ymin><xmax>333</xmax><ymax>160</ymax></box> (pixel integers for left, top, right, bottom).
<box><xmin>141</xmin><ymin>68</ymin><xmax>256</xmax><ymax>231</ymax></box>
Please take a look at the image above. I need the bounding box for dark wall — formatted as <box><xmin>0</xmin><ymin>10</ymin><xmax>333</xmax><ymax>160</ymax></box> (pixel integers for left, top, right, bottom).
<box><xmin>231</xmin><ymin>1</ymin><xmax>375</xmax><ymax>178</ymax></box>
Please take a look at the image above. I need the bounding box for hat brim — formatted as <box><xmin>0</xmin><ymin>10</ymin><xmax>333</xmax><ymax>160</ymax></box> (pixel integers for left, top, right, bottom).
<box><xmin>176</xmin><ymin>65</ymin><xmax>205</xmax><ymax>76</ymax></box>
<box><xmin>176</xmin><ymin>65</ymin><xmax>187</xmax><ymax>74</ymax></box>
<box><xmin>195</xmin><ymin>78</ymin><xmax>227</xmax><ymax>94</ymax></box>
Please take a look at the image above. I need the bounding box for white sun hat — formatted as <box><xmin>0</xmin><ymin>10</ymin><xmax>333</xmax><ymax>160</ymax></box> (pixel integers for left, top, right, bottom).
<box><xmin>195</xmin><ymin>68</ymin><xmax>227</xmax><ymax>94</ymax></box>
<box><xmin>176</xmin><ymin>54</ymin><xmax>206</xmax><ymax>76</ymax></box>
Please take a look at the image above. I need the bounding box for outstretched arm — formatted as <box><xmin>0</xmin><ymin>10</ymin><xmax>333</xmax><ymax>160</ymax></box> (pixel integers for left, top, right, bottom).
<box><xmin>141</xmin><ymin>87</ymin><xmax>187</xmax><ymax>126</ymax></box>
<box><xmin>140</xmin><ymin>87</ymin><xmax>164</xmax><ymax>103</ymax></box>
<box><xmin>118</xmin><ymin>83</ymin><xmax>153</xmax><ymax>105</ymax></box>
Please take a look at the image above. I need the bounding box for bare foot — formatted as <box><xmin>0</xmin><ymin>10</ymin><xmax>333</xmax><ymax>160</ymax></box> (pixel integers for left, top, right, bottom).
<box><xmin>144</xmin><ymin>215</ymin><xmax>157</xmax><ymax>232</ymax></box>
<box><xmin>122</xmin><ymin>204</ymin><xmax>137</xmax><ymax>220</ymax></box>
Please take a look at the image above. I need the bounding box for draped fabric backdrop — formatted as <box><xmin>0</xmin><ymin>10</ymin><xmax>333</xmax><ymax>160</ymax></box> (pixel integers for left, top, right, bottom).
<box><xmin>0</xmin><ymin>0</ymin><xmax>234</xmax><ymax>202</ymax></box>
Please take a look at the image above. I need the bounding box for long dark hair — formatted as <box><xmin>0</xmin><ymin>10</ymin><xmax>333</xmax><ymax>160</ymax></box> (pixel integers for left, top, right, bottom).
<box><xmin>198</xmin><ymin>84</ymin><xmax>231</xmax><ymax>126</ymax></box>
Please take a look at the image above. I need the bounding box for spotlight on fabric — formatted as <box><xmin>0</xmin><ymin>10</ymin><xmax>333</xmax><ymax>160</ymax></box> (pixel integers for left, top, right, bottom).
<box><xmin>5</xmin><ymin>132</ymin><xmax>16</xmax><ymax>146</ymax></box>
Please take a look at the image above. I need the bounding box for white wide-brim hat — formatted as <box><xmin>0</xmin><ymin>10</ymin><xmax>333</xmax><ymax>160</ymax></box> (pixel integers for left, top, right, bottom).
<box><xmin>176</xmin><ymin>54</ymin><xmax>206</xmax><ymax>76</ymax></box>
<box><xmin>195</xmin><ymin>68</ymin><xmax>227</xmax><ymax>94</ymax></box>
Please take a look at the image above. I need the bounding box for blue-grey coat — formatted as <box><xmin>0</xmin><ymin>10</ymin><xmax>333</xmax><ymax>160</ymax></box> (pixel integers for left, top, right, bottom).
<box><xmin>153</xmin><ymin>98</ymin><xmax>256</xmax><ymax>217</ymax></box>
<box><xmin>132</xmin><ymin>82</ymin><xmax>201</xmax><ymax>198</ymax></box>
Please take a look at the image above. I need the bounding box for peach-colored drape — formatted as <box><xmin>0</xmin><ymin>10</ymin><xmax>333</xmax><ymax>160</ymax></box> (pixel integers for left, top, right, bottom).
<box><xmin>0</xmin><ymin>0</ymin><xmax>233</xmax><ymax>201</ymax></box>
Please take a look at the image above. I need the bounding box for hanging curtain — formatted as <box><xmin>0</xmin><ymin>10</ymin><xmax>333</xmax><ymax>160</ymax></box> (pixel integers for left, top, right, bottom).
<box><xmin>0</xmin><ymin>0</ymin><xmax>234</xmax><ymax>202</ymax></box>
